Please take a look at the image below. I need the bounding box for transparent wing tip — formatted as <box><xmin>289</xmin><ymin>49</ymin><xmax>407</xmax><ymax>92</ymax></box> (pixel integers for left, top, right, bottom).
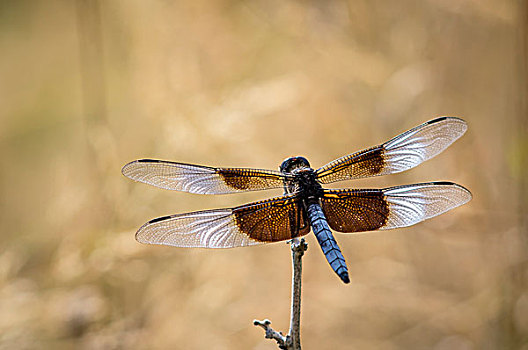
<box><xmin>121</xmin><ymin>159</ymin><xmax>145</xmax><ymax>180</ymax></box>
<box><xmin>135</xmin><ymin>217</ymin><xmax>167</xmax><ymax>245</ymax></box>
<box><xmin>449</xmin><ymin>182</ymin><xmax>473</xmax><ymax>206</ymax></box>
<box><xmin>432</xmin><ymin>116</ymin><xmax>468</xmax><ymax>135</ymax></box>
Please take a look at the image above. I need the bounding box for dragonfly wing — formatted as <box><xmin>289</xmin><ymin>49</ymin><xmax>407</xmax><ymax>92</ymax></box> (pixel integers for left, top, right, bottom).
<box><xmin>320</xmin><ymin>182</ymin><xmax>472</xmax><ymax>233</ymax></box>
<box><xmin>122</xmin><ymin>159</ymin><xmax>286</xmax><ymax>194</ymax></box>
<box><xmin>135</xmin><ymin>194</ymin><xmax>310</xmax><ymax>248</ymax></box>
<box><xmin>316</xmin><ymin>117</ymin><xmax>467</xmax><ymax>183</ymax></box>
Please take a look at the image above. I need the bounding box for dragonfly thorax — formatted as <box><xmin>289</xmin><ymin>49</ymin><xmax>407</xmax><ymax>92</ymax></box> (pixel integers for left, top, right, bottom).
<box><xmin>294</xmin><ymin>168</ymin><xmax>322</xmax><ymax>200</ymax></box>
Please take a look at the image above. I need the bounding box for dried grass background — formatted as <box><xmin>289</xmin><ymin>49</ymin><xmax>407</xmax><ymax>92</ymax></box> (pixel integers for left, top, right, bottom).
<box><xmin>1</xmin><ymin>1</ymin><xmax>527</xmax><ymax>349</ymax></box>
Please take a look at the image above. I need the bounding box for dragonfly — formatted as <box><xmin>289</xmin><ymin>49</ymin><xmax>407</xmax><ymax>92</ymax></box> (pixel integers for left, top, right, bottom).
<box><xmin>122</xmin><ymin>117</ymin><xmax>471</xmax><ymax>283</ymax></box>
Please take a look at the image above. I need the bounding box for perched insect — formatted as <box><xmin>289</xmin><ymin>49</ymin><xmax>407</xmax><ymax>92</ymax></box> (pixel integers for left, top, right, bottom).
<box><xmin>122</xmin><ymin>117</ymin><xmax>471</xmax><ymax>283</ymax></box>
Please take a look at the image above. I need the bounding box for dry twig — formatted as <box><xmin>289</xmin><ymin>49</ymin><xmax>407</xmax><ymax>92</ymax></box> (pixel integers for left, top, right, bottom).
<box><xmin>254</xmin><ymin>238</ymin><xmax>308</xmax><ymax>350</ymax></box>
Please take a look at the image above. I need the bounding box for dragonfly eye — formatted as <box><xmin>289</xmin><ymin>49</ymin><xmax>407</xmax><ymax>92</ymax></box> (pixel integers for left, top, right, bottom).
<box><xmin>280</xmin><ymin>156</ymin><xmax>311</xmax><ymax>173</ymax></box>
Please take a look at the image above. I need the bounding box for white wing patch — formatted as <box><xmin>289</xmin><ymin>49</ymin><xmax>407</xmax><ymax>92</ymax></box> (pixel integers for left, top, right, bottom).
<box><xmin>382</xmin><ymin>117</ymin><xmax>467</xmax><ymax>173</ymax></box>
<box><xmin>381</xmin><ymin>182</ymin><xmax>472</xmax><ymax>229</ymax></box>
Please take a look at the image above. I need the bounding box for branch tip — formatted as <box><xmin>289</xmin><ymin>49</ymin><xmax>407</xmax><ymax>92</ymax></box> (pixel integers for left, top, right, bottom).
<box><xmin>253</xmin><ymin>318</ymin><xmax>287</xmax><ymax>346</ymax></box>
<box><xmin>290</xmin><ymin>237</ymin><xmax>308</xmax><ymax>254</ymax></box>
<box><xmin>253</xmin><ymin>319</ymin><xmax>271</xmax><ymax>327</ymax></box>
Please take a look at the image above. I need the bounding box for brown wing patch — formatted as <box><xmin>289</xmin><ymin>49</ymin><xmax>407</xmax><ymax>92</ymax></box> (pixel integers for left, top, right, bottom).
<box><xmin>320</xmin><ymin>189</ymin><xmax>389</xmax><ymax>233</ymax></box>
<box><xmin>217</xmin><ymin>168</ymin><xmax>286</xmax><ymax>192</ymax></box>
<box><xmin>315</xmin><ymin>146</ymin><xmax>385</xmax><ymax>184</ymax></box>
<box><xmin>233</xmin><ymin>195</ymin><xmax>309</xmax><ymax>242</ymax></box>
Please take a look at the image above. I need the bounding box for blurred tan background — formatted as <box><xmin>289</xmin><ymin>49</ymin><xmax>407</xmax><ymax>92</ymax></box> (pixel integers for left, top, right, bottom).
<box><xmin>1</xmin><ymin>0</ymin><xmax>527</xmax><ymax>349</ymax></box>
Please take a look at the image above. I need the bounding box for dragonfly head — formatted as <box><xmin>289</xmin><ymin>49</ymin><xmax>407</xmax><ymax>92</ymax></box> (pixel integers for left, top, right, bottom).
<box><xmin>280</xmin><ymin>156</ymin><xmax>311</xmax><ymax>174</ymax></box>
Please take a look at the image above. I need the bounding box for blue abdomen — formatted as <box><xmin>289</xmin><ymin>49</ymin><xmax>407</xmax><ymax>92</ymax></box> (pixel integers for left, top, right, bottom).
<box><xmin>306</xmin><ymin>202</ymin><xmax>350</xmax><ymax>283</ymax></box>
